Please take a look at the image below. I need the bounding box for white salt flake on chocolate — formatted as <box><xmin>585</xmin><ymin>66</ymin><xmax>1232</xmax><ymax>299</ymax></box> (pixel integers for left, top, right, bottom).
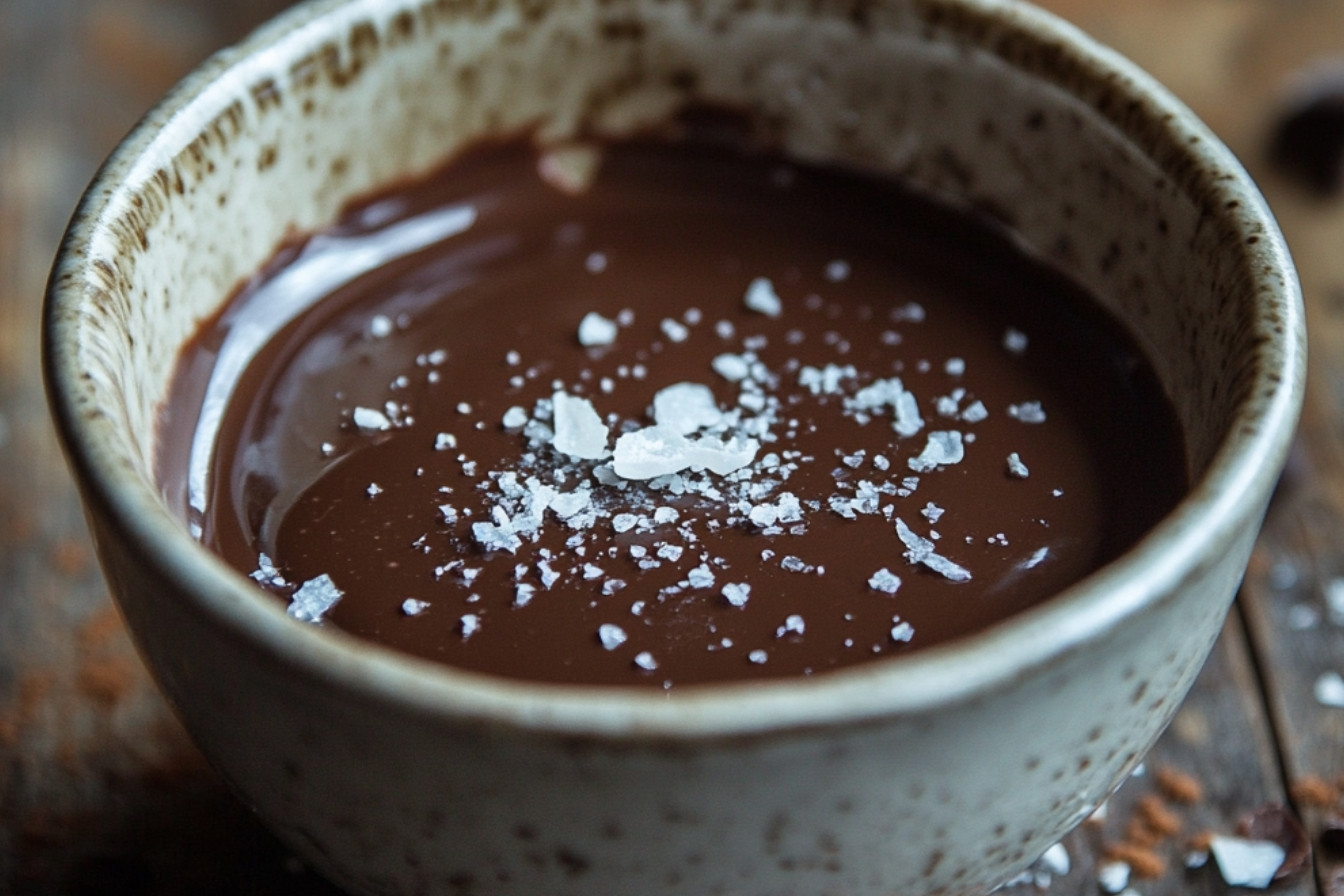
<box><xmin>868</xmin><ymin>568</ymin><xmax>902</xmax><ymax>595</ymax></box>
<box><xmin>660</xmin><ymin>318</ymin><xmax>690</xmax><ymax>342</ymax></box>
<box><xmin>687</xmin><ymin>564</ymin><xmax>715</xmax><ymax>589</ymax></box>
<box><xmin>501</xmin><ymin>406</ymin><xmax>529</xmax><ymax>429</ymax></box>
<box><xmin>711</xmin><ymin>353</ymin><xmax>751</xmax><ymax>382</ymax></box>
<box><xmin>656</xmin><ymin>544</ymin><xmax>684</xmax><ymax>562</ymax></box>
<box><xmin>537</xmin><ymin>560</ymin><xmax>560</xmax><ymax>588</ymax></box>
<box><xmin>366</xmin><ymin>482</ymin><xmax>383</xmax><ymax>497</ymax></box>
<box><xmin>401</xmin><ymin>598</ymin><xmax>430</xmax><ymax>616</ymax></box>
<box><xmin>612</xmin><ymin>427</ymin><xmax>758</xmax><ymax>479</ymax></box>
<box><xmin>722</xmin><ymin>582</ymin><xmax>751</xmax><ymax>607</ymax></box>
<box><xmin>582</xmin><ymin>563</ymin><xmax>604</xmax><ymax>580</ymax></box>
<box><xmin>652</xmin><ymin>382</ymin><xmax>722</xmax><ymax>434</ymax></box>
<box><xmin>1003</xmin><ymin>327</ymin><xmax>1029</xmax><ymax>354</ymax></box>
<box><xmin>612</xmin><ymin>513</ymin><xmax>638</xmax><ymax>533</ymax></box>
<box><xmin>799</xmin><ymin>363</ymin><xmax>857</xmax><ymax>396</ymax></box>
<box><xmin>353</xmin><ymin>406</ymin><xmax>392</xmax><ymax>432</ymax></box>
<box><xmin>780</xmin><ymin>555</ymin><xmax>815</xmax><ymax>574</ymax></box>
<box><xmin>1314</xmin><ymin>670</ymin><xmax>1344</xmax><ymax>707</ymax></box>
<box><xmin>945</xmin><ymin>357</ymin><xmax>965</xmax><ymax>376</ymax></box>
<box><xmin>251</xmin><ymin>553</ymin><xmax>287</xmax><ymax>587</ymax></box>
<box><xmin>577</xmin><ymin>311</ymin><xmax>618</xmax><ymax>346</ymax></box>
<box><xmin>908</xmin><ymin>431</ymin><xmax>965</xmax><ymax>472</ymax></box>
<box><xmin>602</xmin><ymin>578</ymin><xmax>626</xmax><ymax>595</ymax></box>
<box><xmin>514</xmin><ymin>583</ymin><xmax>536</xmax><ymax>607</ymax></box>
<box><xmin>824</xmin><ymin>259</ymin><xmax>851</xmax><ymax>282</ymax></box>
<box><xmin>1006</xmin><ymin>452</ymin><xmax>1030</xmax><ymax>478</ymax></box>
<box><xmin>472</xmin><ymin>517</ymin><xmax>522</xmax><ymax>554</ymax></box>
<box><xmin>368</xmin><ymin>313</ymin><xmax>394</xmax><ymax>338</ymax></box>
<box><xmin>1007</xmin><ymin>401</ymin><xmax>1047</xmax><ymax>423</ymax></box>
<box><xmin>287</xmin><ymin>574</ymin><xmax>343</xmax><ymax>624</ymax></box>
<box><xmin>551</xmin><ymin>391</ymin><xmax>609</xmax><ymax>459</ymax></box>
<box><xmin>459</xmin><ymin>613</ymin><xmax>481</xmax><ymax>639</ymax></box>
<box><xmin>633</xmin><ymin>651</ymin><xmax>658</xmax><ymax>671</ymax></box>
<box><xmin>1209</xmin><ymin>835</ymin><xmax>1286</xmax><ymax>889</ymax></box>
<box><xmin>434</xmin><ymin>432</ymin><xmax>457</xmax><ymax>451</ymax></box>
<box><xmin>777</xmin><ymin>614</ymin><xmax>805</xmax><ymax>637</ymax></box>
<box><xmin>548</xmin><ymin>490</ymin><xmax>591</xmax><ymax>520</ymax></box>
<box><xmin>889</xmin><ymin>619</ymin><xmax>915</xmax><ymax>642</ymax></box>
<box><xmin>1023</xmin><ymin>547</ymin><xmax>1049</xmax><ymax>569</ymax></box>
<box><xmin>895</xmin><ymin>517</ymin><xmax>972</xmax><ymax>582</ymax></box>
<box><xmin>961</xmin><ymin>401</ymin><xmax>988</xmax><ymax>423</ymax></box>
<box><xmin>746</xmin><ymin>649</ymin><xmax>769</xmax><ymax>665</ymax></box>
<box><xmin>744</xmin><ymin>276</ymin><xmax>783</xmax><ymax>316</ymax></box>
<box><xmin>598</xmin><ymin>623</ymin><xmax>628</xmax><ymax>650</ymax></box>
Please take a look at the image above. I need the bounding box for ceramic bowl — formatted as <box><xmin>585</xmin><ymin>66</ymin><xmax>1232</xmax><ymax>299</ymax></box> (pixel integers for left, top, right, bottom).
<box><xmin>45</xmin><ymin>0</ymin><xmax>1305</xmax><ymax>893</ymax></box>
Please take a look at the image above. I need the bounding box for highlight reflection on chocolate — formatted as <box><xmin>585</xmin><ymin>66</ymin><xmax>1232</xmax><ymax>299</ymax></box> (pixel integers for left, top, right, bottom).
<box><xmin>159</xmin><ymin>136</ymin><xmax>1186</xmax><ymax>688</ymax></box>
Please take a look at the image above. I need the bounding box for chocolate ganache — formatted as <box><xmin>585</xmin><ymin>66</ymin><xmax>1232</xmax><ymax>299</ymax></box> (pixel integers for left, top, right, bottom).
<box><xmin>159</xmin><ymin>135</ymin><xmax>1187</xmax><ymax>688</ymax></box>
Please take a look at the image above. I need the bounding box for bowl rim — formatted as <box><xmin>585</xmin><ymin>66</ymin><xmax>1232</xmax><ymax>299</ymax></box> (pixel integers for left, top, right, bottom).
<box><xmin>44</xmin><ymin>0</ymin><xmax>1306</xmax><ymax>740</ymax></box>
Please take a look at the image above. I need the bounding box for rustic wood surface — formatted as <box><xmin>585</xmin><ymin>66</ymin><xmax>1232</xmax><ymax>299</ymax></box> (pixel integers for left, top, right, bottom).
<box><xmin>4</xmin><ymin>0</ymin><xmax>1344</xmax><ymax>893</ymax></box>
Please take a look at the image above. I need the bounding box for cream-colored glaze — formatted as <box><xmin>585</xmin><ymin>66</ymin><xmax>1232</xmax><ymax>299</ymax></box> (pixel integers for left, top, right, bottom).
<box><xmin>45</xmin><ymin>0</ymin><xmax>1304</xmax><ymax>893</ymax></box>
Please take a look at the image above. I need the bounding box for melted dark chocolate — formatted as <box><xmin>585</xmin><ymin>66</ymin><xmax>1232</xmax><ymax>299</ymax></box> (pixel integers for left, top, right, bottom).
<box><xmin>159</xmin><ymin>138</ymin><xmax>1187</xmax><ymax>688</ymax></box>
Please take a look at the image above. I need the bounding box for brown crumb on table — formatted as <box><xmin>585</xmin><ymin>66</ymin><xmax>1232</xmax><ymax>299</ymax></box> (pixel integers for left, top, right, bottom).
<box><xmin>1136</xmin><ymin>793</ymin><xmax>1183</xmax><ymax>838</ymax></box>
<box><xmin>1104</xmin><ymin>841</ymin><xmax>1168</xmax><ymax>879</ymax></box>
<box><xmin>1154</xmin><ymin>765</ymin><xmax>1203</xmax><ymax>804</ymax></box>
<box><xmin>1291</xmin><ymin>773</ymin><xmax>1341</xmax><ymax>808</ymax></box>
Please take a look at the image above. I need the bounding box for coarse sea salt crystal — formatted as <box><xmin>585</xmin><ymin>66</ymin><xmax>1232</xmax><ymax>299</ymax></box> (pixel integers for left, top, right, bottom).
<box><xmin>1007</xmin><ymin>401</ymin><xmax>1047</xmax><ymax>423</ymax></box>
<box><xmin>744</xmin><ymin>276</ymin><xmax>783</xmax><ymax>316</ymax></box>
<box><xmin>653</xmin><ymin>382</ymin><xmax>722</xmax><ymax>434</ymax></box>
<box><xmin>1003</xmin><ymin>327</ymin><xmax>1029</xmax><ymax>354</ymax></box>
<box><xmin>551</xmin><ymin>391</ymin><xmax>609</xmax><ymax>459</ymax></box>
<box><xmin>748</xmin><ymin>649</ymin><xmax>768</xmax><ymax>664</ymax></box>
<box><xmin>799</xmin><ymin>363</ymin><xmax>856</xmax><ymax>396</ymax></box>
<box><xmin>660</xmin><ymin>318</ymin><xmax>690</xmax><ymax>342</ymax></box>
<box><xmin>287</xmin><ymin>574</ymin><xmax>343</xmax><ymax>624</ymax></box>
<box><xmin>459</xmin><ymin>613</ymin><xmax>481</xmax><ymax>639</ymax></box>
<box><xmin>598</xmin><ymin>623</ymin><xmax>628</xmax><ymax>650</ymax></box>
<box><xmin>908</xmin><ymin>431</ymin><xmax>965</xmax><ymax>472</ymax></box>
<box><xmin>961</xmin><ymin>401</ymin><xmax>988</xmax><ymax>423</ymax></box>
<box><xmin>868</xmin><ymin>568</ymin><xmax>902</xmax><ymax>594</ymax></box>
<box><xmin>353</xmin><ymin>406</ymin><xmax>392</xmax><ymax>432</ymax></box>
<box><xmin>501</xmin><ymin>406</ymin><xmax>529</xmax><ymax>429</ymax></box>
<box><xmin>368</xmin><ymin>313</ymin><xmax>394</xmax><ymax>338</ymax></box>
<box><xmin>712</xmin><ymin>353</ymin><xmax>752</xmax><ymax>382</ymax></box>
<box><xmin>1006</xmin><ymin>452</ymin><xmax>1030</xmax><ymax>478</ymax></box>
<box><xmin>778</xmin><ymin>614</ymin><xmax>805</xmax><ymax>636</ymax></box>
<box><xmin>889</xmin><ymin>619</ymin><xmax>915</xmax><ymax>642</ymax></box>
<box><xmin>577</xmin><ymin>311</ymin><xmax>618</xmax><ymax>346</ymax></box>
<box><xmin>687</xmin><ymin>564</ymin><xmax>715</xmax><ymax>589</ymax></box>
<box><xmin>895</xmin><ymin>517</ymin><xmax>972</xmax><ymax>582</ymax></box>
<box><xmin>613</xmin><ymin>428</ymin><xmax>759</xmax><ymax>480</ymax></box>
<box><xmin>472</xmin><ymin>518</ymin><xmax>522</xmax><ymax>554</ymax></box>
<box><xmin>401</xmin><ymin>598</ymin><xmax>430</xmax><ymax>616</ymax></box>
<box><xmin>722</xmin><ymin>582</ymin><xmax>751</xmax><ymax>607</ymax></box>
<box><xmin>633</xmin><ymin>651</ymin><xmax>658</xmax><ymax>671</ymax></box>
<box><xmin>1209</xmin><ymin>835</ymin><xmax>1285</xmax><ymax>888</ymax></box>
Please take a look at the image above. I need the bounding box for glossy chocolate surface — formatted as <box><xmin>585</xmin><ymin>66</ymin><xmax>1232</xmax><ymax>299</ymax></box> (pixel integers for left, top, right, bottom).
<box><xmin>160</xmin><ymin>137</ymin><xmax>1186</xmax><ymax>688</ymax></box>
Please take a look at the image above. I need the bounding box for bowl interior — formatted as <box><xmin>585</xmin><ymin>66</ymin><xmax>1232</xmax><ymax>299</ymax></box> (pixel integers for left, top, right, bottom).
<box><xmin>46</xmin><ymin>0</ymin><xmax>1303</xmax><ymax>724</ymax></box>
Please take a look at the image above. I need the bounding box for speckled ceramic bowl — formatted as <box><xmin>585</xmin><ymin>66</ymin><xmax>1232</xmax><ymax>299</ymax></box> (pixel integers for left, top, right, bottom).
<box><xmin>45</xmin><ymin>0</ymin><xmax>1304</xmax><ymax>893</ymax></box>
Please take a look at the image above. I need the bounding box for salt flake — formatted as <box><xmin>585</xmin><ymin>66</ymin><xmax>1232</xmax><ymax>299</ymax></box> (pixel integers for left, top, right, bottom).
<box><xmin>287</xmin><ymin>574</ymin><xmax>343</xmax><ymax>624</ymax></box>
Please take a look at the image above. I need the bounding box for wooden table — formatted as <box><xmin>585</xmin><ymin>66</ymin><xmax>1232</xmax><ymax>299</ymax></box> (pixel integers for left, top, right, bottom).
<box><xmin>3</xmin><ymin>1</ymin><xmax>1343</xmax><ymax>893</ymax></box>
